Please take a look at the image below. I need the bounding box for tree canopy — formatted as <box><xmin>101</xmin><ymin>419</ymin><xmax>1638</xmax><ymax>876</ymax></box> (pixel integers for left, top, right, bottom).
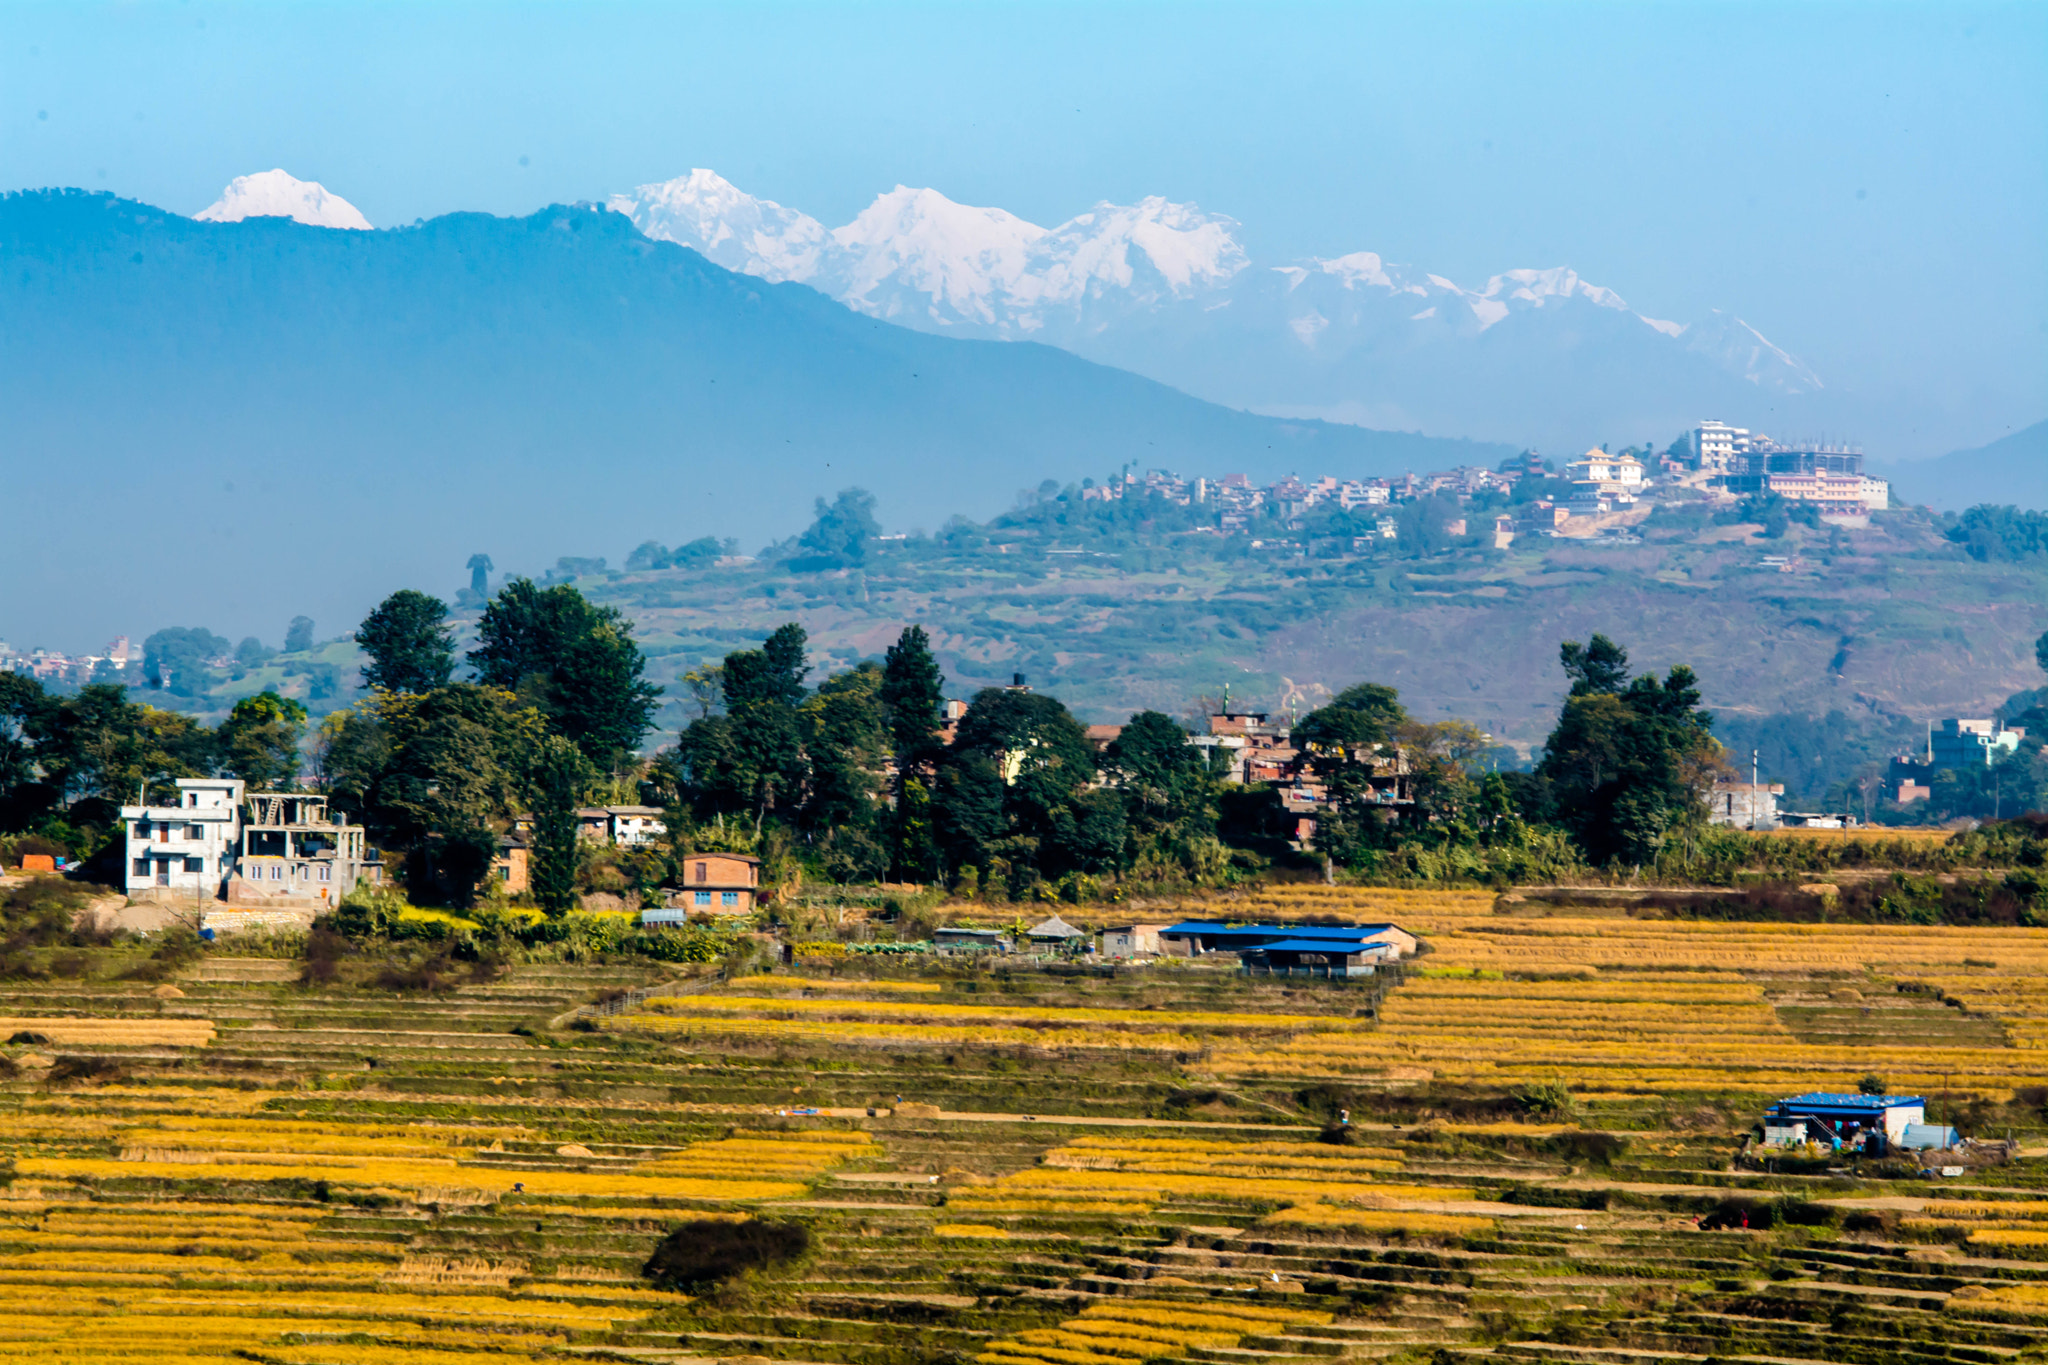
<box><xmin>356</xmin><ymin>590</ymin><xmax>455</xmax><ymax>695</ymax></box>
<box><xmin>469</xmin><ymin>579</ymin><xmax>660</xmax><ymax>763</ymax></box>
<box><xmin>1537</xmin><ymin>634</ymin><xmax>1719</xmax><ymax>864</ymax></box>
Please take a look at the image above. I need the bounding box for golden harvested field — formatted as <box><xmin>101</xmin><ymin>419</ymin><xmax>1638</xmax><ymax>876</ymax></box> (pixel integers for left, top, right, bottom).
<box><xmin>1760</xmin><ymin>826</ymin><xmax>1956</xmax><ymax>844</ymax></box>
<box><xmin>979</xmin><ymin>1297</ymin><xmax>1334</xmax><ymax>1365</ymax></box>
<box><xmin>1157</xmin><ymin>889</ymin><xmax>2048</xmax><ymax>1097</ymax></box>
<box><xmin>12</xmin><ymin>906</ymin><xmax>2048</xmax><ymax>1365</ymax></box>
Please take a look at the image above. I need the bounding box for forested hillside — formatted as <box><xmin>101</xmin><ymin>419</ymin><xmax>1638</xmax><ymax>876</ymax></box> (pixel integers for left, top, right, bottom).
<box><xmin>571</xmin><ymin>493</ymin><xmax>2048</xmax><ymax>806</ymax></box>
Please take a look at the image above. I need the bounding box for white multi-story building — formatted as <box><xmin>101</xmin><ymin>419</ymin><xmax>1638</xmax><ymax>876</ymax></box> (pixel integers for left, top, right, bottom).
<box><xmin>120</xmin><ymin>778</ymin><xmax>246</xmax><ymax>898</ymax></box>
<box><xmin>1695</xmin><ymin>421</ymin><xmax>1752</xmax><ymax>472</ymax></box>
<box><xmin>1564</xmin><ymin>449</ymin><xmax>1648</xmax><ymax>494</ymax></box>
<box><xmin>120</xmin><ymin>779</ymin><xmax>378</xmax><ymax>905</ymax></box>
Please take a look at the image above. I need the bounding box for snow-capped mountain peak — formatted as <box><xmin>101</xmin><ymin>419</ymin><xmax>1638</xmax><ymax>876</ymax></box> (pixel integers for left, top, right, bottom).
<box><xmin>607</xmin><ymin>169</ymin><xmax>827</xmax><ymax>283</ymax></box>
<box><xmin>194</xmin><ymin>170</ymin><xmax>371</xmax><ymax>230</ymax></box>
<box><xmin>1025</xmin><ymin>197</ymin><xmax>1247</xmax><ymax>310</ymax></box>
<box><xmin>830</xmin><ymin>186</ymin><xmax>1047</xmax><ymax>323</ymax></box>
<box><xmin>603</xmin><ymin>168</ymin><xmax>1824</xmax><ymax>434</ymax></box>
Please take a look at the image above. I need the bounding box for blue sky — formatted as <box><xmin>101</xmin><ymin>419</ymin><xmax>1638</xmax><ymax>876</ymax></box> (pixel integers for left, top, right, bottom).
<box><xmin>2</xmin><ymin>0</ymin><xmax>2043</xmax><ymax>447</ymax></box>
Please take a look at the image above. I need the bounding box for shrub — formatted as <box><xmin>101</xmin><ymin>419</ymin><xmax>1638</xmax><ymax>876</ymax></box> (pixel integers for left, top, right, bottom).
<box><xmin>1512</xmin><ymin>1078</ymin><xmax>1580</xmax><ymax>1120</ymax></box>
<box><xmin>45</xmin><ymin>1055</ymin><xmax>128</xmax><ymax>1087</ymax></box>
<box><xmin>373</xmin><ymin>948</ymin><xmax>457</xmax><ymax>993</ymax></box>
<box><xmin>1544</xmin><ymin>1129</ymin><xmax>1628</xmax><ymax>1166</ymax></box>
<box><xmin>641</xmin><ymin>1217</ymin><xmax>810</xmax><ymax>1291</ymax></box>
<box><xmin>300</xmin><ymin>926</ymin><xmax>348</xmax><ymax>985</ymax></box>
<box><xmin>116</xmin><ymin>927</ymin><xmax>203</xmax><ymax>983</ymax></box>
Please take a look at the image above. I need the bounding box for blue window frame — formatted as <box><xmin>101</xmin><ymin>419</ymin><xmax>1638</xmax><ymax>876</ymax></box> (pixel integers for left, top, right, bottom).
<box><xmin>721</xmin><ymin>891</ymin><xmax>738</xmax><ymax>907</ymax></box>
<box><xmin>694</xmin><ymin>891</ymin><xmax>711</xmax><ymax>906</ymax></box>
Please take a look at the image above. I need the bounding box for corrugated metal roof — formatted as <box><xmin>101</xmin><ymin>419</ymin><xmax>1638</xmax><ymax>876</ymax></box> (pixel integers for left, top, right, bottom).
<box><xmin>1772</xmin><ymin>1092</ymin><xmax>1926</xmax><ymax>1109</ymax></box>
<box><xmin>1164</xmin><ymin>921</ymin><xmax>1397</xmax><ymax>938</ymax></box>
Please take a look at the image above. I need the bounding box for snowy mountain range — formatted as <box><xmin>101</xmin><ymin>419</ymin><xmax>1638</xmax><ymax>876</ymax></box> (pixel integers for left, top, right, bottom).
<box><xmin>178</xmin><ymin>165</ymin><xmax>1831</xmax><ymax>450</ymax></box>
<box><xmin>608</xmin><ymin>170</ymin><xmax>1821</xmax><ymax>448</ymax></box>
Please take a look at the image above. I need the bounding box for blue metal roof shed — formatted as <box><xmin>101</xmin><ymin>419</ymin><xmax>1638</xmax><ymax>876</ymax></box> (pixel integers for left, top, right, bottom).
<box><xmin>1764</xmin><ymin>1092</ymin><xmax>1928</xmax><ymax>1147</ymax></box>
<box><xmin>1163</xmin><ymin>920</ymin><xmax>1416</xmax><ymax>959</ymax></box>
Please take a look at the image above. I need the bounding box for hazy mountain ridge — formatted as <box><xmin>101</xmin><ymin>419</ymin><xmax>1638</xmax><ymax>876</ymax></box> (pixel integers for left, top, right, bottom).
<box><xmin>609</xmin><ymin>169</ymin><xmax>1822</xmax><ymax>448</ymax></box>
<box><xmin>1876</xmin><ymin>421</ymin><xmax>2048</xmax><ymax>512</ymax></box>
<box><xmin>0</xmin><ymin>188</ymin><xmax>1510</xmax><ymax>645</ymax></box>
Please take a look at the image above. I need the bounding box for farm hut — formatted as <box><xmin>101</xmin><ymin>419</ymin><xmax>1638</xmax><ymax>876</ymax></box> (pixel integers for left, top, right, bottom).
<box><xmin>1101</xmin><ymin>924</ymin><xmax>1168</xmax><ymax>959</ymax></box>
<box><xmin>933</xmin><ymin>927</ymin><xmax>1009</xmax><ymax>955</ymax></box>
<box><xmin>1760</xmin><ymin>1092</ymin><xmax>1926</xmax><ymax>1153</ymax></box>
<box><xmin>1026</xmin><ymin>914</ymin><xmax>1087</xmax><ymax>946</ymax></box>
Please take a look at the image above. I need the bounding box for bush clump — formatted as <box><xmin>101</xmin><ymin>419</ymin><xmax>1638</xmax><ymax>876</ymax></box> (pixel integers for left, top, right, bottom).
<box><xmin>641</xmin><ymin>1218</ymin><xmax>810</xmax><ymax>1292</ymax></box>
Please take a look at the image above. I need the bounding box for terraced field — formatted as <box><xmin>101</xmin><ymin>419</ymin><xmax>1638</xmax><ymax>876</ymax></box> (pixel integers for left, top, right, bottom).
<box><xmin>2</xmin><ymin>892</ymin><xmax>2048</xmax><ymax>1364</ymax></box>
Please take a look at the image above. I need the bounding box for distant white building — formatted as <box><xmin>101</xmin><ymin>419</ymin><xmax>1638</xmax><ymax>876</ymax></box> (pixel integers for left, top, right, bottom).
<box><xmin>575</xmin><ymin>805</ymin><xmax>669</xmax><ymax>846</ymax></box>
<box><xmin>1695</xmin><ymin>421</ymin><xmax>1752</xmax><ymax>472</ymax></box>
<box><xmin>1709</xmin><ymin>780</ymin><xmax>1783</xmax><ymax>831</ymax></box>
<box><xmin>120</xmin><ymin>779</ymin><xmax>379</xmax><ymax>906</ymax></box>
<box><xmin>1564</xmin><ymin>449</ymin><xmax>1647</xmax><ymax>495</ymax></box>
<box><xmin>120</xmin><ymin>778</ymin><xmax>246</xmax><ymax>898</ymax></box>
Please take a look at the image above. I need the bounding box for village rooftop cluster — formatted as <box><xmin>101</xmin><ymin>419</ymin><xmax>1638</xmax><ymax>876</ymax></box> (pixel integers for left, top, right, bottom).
<box><xmin>1075</xmin><ymin>417</ymin><xmax>1890</xmax><ymax>544</ymax></box>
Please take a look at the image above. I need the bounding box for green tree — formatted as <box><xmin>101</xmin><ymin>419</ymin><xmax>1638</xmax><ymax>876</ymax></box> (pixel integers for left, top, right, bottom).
<box><xmin>317</xmin><ymin>683</ymin><xmax>545</xmax><ymax>906</ymax></box>
<box><xmin>33</xmin><ymin>684</ymin><xmax>213</xmax><ymax>809</ymax></box>
<box><xmin>893</xmin><ymin>775</ymin><xmax>939</xmax><ymax>882</ymax></box>
<box><xmin>142</xmin><ymin>627</ymin><xmax>228</xmax><ymax>698</ymax></box>
<box><xmin>469</xmin><ymin>579</ymin><xmax>661</xmax><ymax>762</ymax></box>
<box><xmin>216</xmin><ymin>690</ymin><xmax>310</xmax><ymax>790</ymax></box>
<box><xmin>880</xmin><ymin>624</ymin><xmax>944</xmax><ymax>760</ymax></box>
<box><xmin>1537</xmin><ymin>634</ymin><xmax>1719</xmax><ymax>865</ymax></box>
<box><xmin>663</xmin><ymin>626</ymin><xmax>814</xmax><ymax>830</ymax></box>
<box><xmin>284</xmin><ymin>616</ymin><xmax>315</xmax><ymax>654</ymax></box>
<box><xmin>468</xmin><ymin>554</ymin><xmax>493</xmax><ymax>598</ymax></box>
<box><xmin>1104</xmin><ymin>711</ymin><xmax>1214</xmax><ymax>837</ymax></box>
<box><xmin>234</xmin><ymin>636</ymin><xmax>273</xmax><ymax>671</ymax></box>
<box><xmin>793</xmin><ymin>487</ymin><xmax>880</xmax><ymax>568</ymax></box>
<box><xmin>0</xmin><ymin>673</ymin><xmax>55</xmax><ymax>830</ymax></box>
<box><xmin>802</xmin><ymin>662</ymin><xmax>887</xmax><ymax>832</ymax></box>
<box><xmin>357</xmin><ymin>590</ymin><xmax>455</xmax><ymax>694</ymax></box>
<box><xmin>528</xmin><ymin>734</ymin><xmax>593</xmax><ymax>915</ymax></box>
<box><xmin>939</xmin><ymin>688</ymin><xmax>1112</xmax><ymax>881</ymax></box>
<box><xmin>1291</xmin><ymin>681</ymin><xmax>1414</xmax><ymax>863</ymax></box>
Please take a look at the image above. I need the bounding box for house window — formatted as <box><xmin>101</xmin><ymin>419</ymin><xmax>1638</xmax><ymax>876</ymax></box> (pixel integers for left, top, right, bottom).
<box><xmin>694</xmin><ymin>891</ymin><xmax>711</xmax><ymax>906</ymax></box>
<box><xmin>185</xmin><ymin>857</ymin><xmax>204</xmax><ymax>873</ymax></box>
<box><xmin>694</xmin><ymin>862</ymin><xmax>707</xmax><ymax>884</ymax></box>
<box><xmin>133</xmin><ymin>858</ymin><xmax>149</xmax><ymax>877</ymax></box>
<box><xmin>318</xmin><ymin>866</ymin><xmax>331</xmax><ymax>882</ymax></box>
<box><xmin>721</xmin><ymin>891</ymin><xmax>738</xmax><ymax>907</ymax></box>
<box><xmin>499</xmin><ymin>865</ymin><xmax>511</xmax><ymax>881</ymax></box>
<box><xmin>271</xmin><ymin>865</ymin><xmax>284</xmax><ymax>880</ymax></box>
<box><xmin>188</xmin><ymin>824</ymin><xmax>204</xmax><ymax>840</ymax></box>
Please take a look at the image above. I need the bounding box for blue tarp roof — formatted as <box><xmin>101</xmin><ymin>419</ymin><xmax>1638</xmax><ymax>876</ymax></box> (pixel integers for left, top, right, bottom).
<box><xmin>1242</xmin><ymin>939</ymin><xmax>1395</xmax><ymax>955</ymax></box>
<box><xmin>1771</xmin><ymin>1092</ymin><xmax>1926</xmax><ymax>1110</ymax></box>
<box><xmin>1164</xmin><ymin>921</ymin><xmax>1398</xmax><ymax>938</ymax></box>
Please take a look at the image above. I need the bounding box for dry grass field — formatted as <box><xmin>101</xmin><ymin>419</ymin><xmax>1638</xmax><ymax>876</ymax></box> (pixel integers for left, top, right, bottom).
<box><xmin>0</xmin><ymin>892</ymin><xmax>2046</xmax><ymax>1364</ymax></box>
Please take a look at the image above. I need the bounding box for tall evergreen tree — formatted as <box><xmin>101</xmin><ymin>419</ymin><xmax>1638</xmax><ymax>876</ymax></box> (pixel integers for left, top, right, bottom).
<box><xmin>356</xmin><ymin>590</ymin><xmax>455</xmax><ymax>694</ymax></box>
<box><xmin>469</xmin><ymin>579</ymin><xmax>660</xmax><ymax>762</ymax></box>
<box><xmin>528</xmin><ymin>735</ymin><xmax>591</xmax><ymax>915</ymax></box>
<box><xmin>880</xmin><ymin>625</ymin><xmax>944</xmax><ymax>759</ymax></box>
